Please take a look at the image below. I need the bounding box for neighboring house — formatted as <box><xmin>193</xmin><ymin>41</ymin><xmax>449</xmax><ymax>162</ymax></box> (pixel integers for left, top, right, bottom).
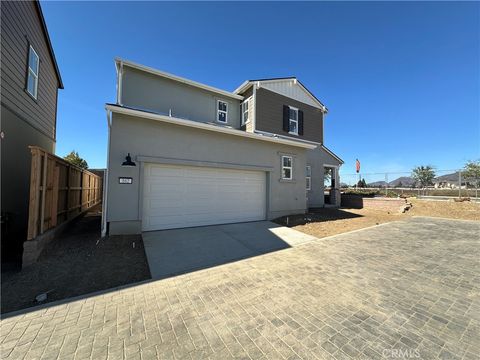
<box><xmin>1</xmin><ymin>0</ymin><xmax>63</xmax><ymax>267</ymax></box>
<box><xmin>433</xmin><ymin>172</ymin><xmax>467</xmax><ymax>189</ymax></box>
<box><xmin>104</xmin><ymin>59</ymin><xmax>342</xmax><ymax>235</ymax></box>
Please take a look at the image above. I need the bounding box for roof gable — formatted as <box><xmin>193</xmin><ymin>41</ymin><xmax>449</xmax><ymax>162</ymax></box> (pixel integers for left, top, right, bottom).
<box><xmin>235</xmin><ymin>78</ymin><xmax>326</xmax><ymax>111</ymax></box>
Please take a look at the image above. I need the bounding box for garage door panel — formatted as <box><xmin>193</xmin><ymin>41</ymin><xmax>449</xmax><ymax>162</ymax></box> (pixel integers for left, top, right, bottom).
<box><xmin>142</xmin><ymin>163</ymin><xmax>266</xmax><ymax>231</ymax></box>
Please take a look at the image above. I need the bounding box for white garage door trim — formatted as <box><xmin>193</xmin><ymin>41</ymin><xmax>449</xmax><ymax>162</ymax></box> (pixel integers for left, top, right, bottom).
<box><xmin>142</xmin><ymin>163</ymin><xmax>267</xmax><ymax>231</ymax></box>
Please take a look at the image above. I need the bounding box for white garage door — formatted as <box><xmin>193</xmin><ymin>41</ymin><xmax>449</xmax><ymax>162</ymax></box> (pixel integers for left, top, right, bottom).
<box><xmin>142</xmin><ymin>163</ymin><xmax>266</xmax><ymax>231</ymax></box>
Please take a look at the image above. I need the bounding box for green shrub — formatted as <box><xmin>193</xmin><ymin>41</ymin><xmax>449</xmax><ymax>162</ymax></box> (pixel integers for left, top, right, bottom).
<box><xmin>342</xmin><ymin>189</ymin><xmax>378</xmax><ymax>197</ymax></box>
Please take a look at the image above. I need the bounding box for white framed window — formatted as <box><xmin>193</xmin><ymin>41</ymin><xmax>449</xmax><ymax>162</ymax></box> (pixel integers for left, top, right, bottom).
<box><xmin>26</xmin><ymin>45</ymin><xmax>39</xmax><ymax>99</ymax></box>
<box><xmin>241</xmin><ymin>98</ymin><xmax>250</xmax><ymax>125</ymax></box>
<box><xmin>281</xmin><ymin>155</ymin><xmax>293</xmax><ymax>180</ymax></box>
<box><xmin>306</xmin><ymin>165</ymin><xmax>311</xmax><ymax>190</ymax></box>
<box><xmin>217</xmin><ymin>100</ymin><xmax>228</xmax><ymax>123</ymax></box>
<box><xmin>288</xmin><ymin>106</ymin><xmax>298</xmax><ymax>135</ymax></box>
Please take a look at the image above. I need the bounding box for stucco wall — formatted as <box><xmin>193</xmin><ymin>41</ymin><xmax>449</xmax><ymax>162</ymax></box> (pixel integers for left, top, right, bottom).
<box><xmin>107</xmin><ymin>113</ymin><xmax>309</xmax><ymax>234</ymax></box>
<box><xmin>1</xmin><ymin>106</ymin><xmax>55</xmax><ymax>263</ymax></box>
<box><xmin>121</xmin><ymin>67</ymin><xmax>241</xmax><ymax>128</ymax></box>
<box><xmin>306</xmin><ymin>147</ymin><xmax>342</xmax><ymax>208</ymax></box>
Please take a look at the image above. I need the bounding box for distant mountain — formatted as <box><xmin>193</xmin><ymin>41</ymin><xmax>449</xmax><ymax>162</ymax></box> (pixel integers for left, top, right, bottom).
<box><xmin>368</xmin><ymin>181</ymin><xmax>387</xmax><ymax>187</ymax></box>
<box><xmin>389</xmin><ymin>176</ymin><xmax>415</xmax><ymax>187</ymax></box>
<box><xmin>434</xmin><ymin>172</ymin><xmax>459</xmax><ymax>182</ymax></box>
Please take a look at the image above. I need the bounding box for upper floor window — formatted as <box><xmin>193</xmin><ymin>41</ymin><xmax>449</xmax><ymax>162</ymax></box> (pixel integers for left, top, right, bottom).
<box><xmin>306</xmin><ymin>165</ymin><xmax>311</xmax><ymax>190</ymax></box>
<box><xmin>241</xmin><ymin>98</ymin><xmax>250</xmax><ymax>125</ymax></box>
<box><xmin>26</xmin><ymin>45</ymin><xmax>39</xmax><ymax>99</ymax></box>
<box><xmin>288</xmin><ymin>106</ymin><xmax>298</xmax><ymax>135</ymax></box>
<box><xmin>282</xmin><ymin>155</ymin><xmax>293</xmax><ymax>180</ymax></box>
<box><xmin>217</xmin><ymin>100</ymin><xmax>228</xmax><ymax>123</ymax></box>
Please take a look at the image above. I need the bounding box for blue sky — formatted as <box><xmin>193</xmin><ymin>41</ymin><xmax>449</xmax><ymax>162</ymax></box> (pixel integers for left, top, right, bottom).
<box><xmin>42</xmin><ymin>1</ymin><xmax>479</xmax><ymax>180</ymax></box>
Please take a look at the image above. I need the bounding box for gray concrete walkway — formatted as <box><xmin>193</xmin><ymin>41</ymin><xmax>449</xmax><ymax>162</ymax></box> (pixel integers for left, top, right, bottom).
<box><xmin>1</xmin><ymin>217</ymin><xmax>479</xmax><ymax>359</ymax></box>
<box><xmin>142</xmin><ymin>221</ymin><xmax>317</xmax><ymax>279</ymax></box>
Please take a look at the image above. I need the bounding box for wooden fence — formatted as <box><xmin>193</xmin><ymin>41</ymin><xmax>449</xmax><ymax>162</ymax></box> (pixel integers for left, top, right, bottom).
<box><xmin>27</xmin><ymin>146</ymin><xmax>102</xmax><ymax>240</ymax></box>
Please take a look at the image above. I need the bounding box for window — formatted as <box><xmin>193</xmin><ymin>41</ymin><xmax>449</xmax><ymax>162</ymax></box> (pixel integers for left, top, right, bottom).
<box><xmin>241</xmin><ymin>98</ymin><xmax>250</xmax><ymax>125</ymax></box>
<box><xmin>26</xmin><ymin>45</ymin><xmax>39</xmax><ymax>99</ymax></box>
<box><xmin>282</xmin><ymin>156</ymin><xmax>293</xmax><ymax>180</ymax></box>
<box><xmin>306</xmin><ymin>166</ymin><xmax>311</xmax><ymax>190</ymax></box>
<box><xmin>217</xmin><ymin>100</ymin><xmax>228</xmax><ymax>123</ymax></box>
<box><xmin>288</xmin><ymin>106</ymin><xmax>298</xmax><ymax>135</ymax></box>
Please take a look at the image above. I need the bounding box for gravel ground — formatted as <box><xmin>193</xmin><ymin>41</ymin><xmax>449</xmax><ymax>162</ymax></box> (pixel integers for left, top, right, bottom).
<box><xmin>408</xmin><ymin>198</ymin><xmax>480</xmax><ymax>221</ymax></box>
<box><xmin>1</xmin><ymin>207</ymin><xmax>151</xmax><ymax>314</ymax></box>
<box><xmin>274</xmin><ymin>199</ymin><xmax>479</xmax><ymax>239</ymax></box>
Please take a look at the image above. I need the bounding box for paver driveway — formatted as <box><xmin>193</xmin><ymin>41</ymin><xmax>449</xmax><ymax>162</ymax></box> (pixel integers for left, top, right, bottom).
<box><xmin>1</xmin><ymin>217</ymin><xmax>479</xmax><ymax>360</ymax></box>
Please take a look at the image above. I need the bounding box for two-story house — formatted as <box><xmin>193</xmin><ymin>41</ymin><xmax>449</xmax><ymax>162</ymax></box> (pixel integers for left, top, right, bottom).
<box><xmin>1</xmin><ymin>0</ymin><xmax>63</xmax><ymax>268</ymax></box>
<box><xmin>104</xmin><ymin>59</ymin><xmax>342</xmax><ymax>235</ymax></box>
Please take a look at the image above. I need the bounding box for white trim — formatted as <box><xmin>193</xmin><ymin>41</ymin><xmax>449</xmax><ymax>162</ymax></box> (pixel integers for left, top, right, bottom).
<box><xmin>116</xmin><ymin>61</ymin><xmax>124</xmax><ymax>105</ymax></box>
<box><xmin>105</xmin><ymin>105</ymin><xmax>317</xmax><ymax>149</ymax></box>
<box><xmin>115</xmin><ymin>58</ymin><xmax>243</xmax><ymax>100</ymax></box>
<box><xmin>306</xmin><ymin>165</ymin><xmax>311</xmax><ymax>190</ymax></box>
<box><xmin>234</xmin><ymin>80</ymin><xmax>250</xmax><ymax>94</ymax></box>
<box><xmin>252</xmin><ymin>84</ymin><xmax>257</xmax><ymax>131</ymax></box>
<box><xmin>254</xmin><ymin>130</ymin><xmax>321</xmax><ymax>145</ymax></box>
<box><xmin>234</xmin><ymin>79</ymin><xmax>327</xmax><ymax>112</ymax></box>
<box><xmin>288</xmin><ymin>106</ymin><xmax>299</xmax><ymax>136</ymax></box>
<box><xmin>241</xmin><ymin>97</ymin><xmax>251</xmax><ymax>125</ymax></box>
<box><xmin>296</xmin><ymin>81</ymin><xmax>327</xmax><ymax>112</ymax></box>
<box><xmin>217</xmin><ymin>100</ymin><xmax>228</xmax><ymax>123</ymax></box>
<box><xmin>321</xmin><ymin>145</ymin><xmax>344</xmax><ymax>164</ymax></box>
<box><xmin>102</xmin><ymin>110</ymin><xmax>112</xmax><ymax>237</ymax></box>
<box><xmin>281</xmin><ymin>155</ymin><xmax>293</xmax><ymax>180</ymax></box>
<box><xmin>27</xmin><ymin>45</ymin><xmax>39</xmax><ymax>99</ymax></box>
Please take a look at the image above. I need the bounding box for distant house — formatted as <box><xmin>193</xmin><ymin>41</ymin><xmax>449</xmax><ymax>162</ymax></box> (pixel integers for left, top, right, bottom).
<box><xmin>1</xmin><ymin>0</ymin><xmax>63</xmax><ymax>268</ymax></box>
<box><xmin>433</xmin><ymin>172</ymin><xmax>467</xmax><ymax>189</ymax></box>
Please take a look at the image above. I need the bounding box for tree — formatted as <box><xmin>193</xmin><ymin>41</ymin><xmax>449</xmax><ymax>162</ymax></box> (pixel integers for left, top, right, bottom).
<box><xmin>357</xmin><ymin>178</ymin><xmax>367</xmax><ymax>188</ymax></box>
<box><xmin>464</xmin><ymin>160</ymin><xmax>480</xmax><ymax>198</ymax></box>
<box><xmin>397</xmin><ymin>181</ymin><xmax>403</xmax><ymax>188</ymax></box>
<box><xmin>412</xmin><ymin>166</ymin><xmax>435</xmax><ymax>194</ymax></box>
<box><xmin>64</xmin><ymin>150</ymin><xmax>88</xmax><ymax>169</ymax></box>
<box><xmin>324</xmin><ymin>168</ymin><xmax>332</xmax><ymax>184</ymax></box>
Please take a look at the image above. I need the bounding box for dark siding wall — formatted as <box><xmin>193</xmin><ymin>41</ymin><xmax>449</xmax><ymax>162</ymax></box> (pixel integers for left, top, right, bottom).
<box><xmin>1</xmin><ymin>0</ymin><xmax>59</xmax><ymax>141</ymax></box>
<box><xmin>255</xmin><ymin>88</ymin><xmax>323</xmax><ymax>143</ymax></box>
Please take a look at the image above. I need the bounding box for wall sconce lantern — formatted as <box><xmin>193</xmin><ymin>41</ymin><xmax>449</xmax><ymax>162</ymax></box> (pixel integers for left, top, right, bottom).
<box><xmin>121</xmin><ymin>153</ymin><xmax>136</xmax><ymax>167</ymax></box>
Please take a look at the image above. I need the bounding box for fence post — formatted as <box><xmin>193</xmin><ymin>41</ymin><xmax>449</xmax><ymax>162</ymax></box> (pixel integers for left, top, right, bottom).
<box><xmin>39</xmin><ymin>151</ymin><xmax>48</xmax><ymax>234</ymax></box>
<box><xmin>385</xmin><ymin>173</ymin><xmax>388</xmax><ymax>197</ymax></box>
<box><xmin>27</xmin><ymin>148</ymin><xmax>41</xmax><ymax>240</ymax></box>
<box><xmin>458</xmin><ymin>171</ymin><xmax>461</xmax><ymax>198</ymax></box>
<box><xmin>51</xmin><ymin>166</ymin><xmax>60</xmax><ymax>227</ymax></box>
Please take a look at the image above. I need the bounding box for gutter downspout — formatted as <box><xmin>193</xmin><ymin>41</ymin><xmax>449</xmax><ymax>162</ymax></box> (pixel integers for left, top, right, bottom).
<box><xmin>101</xmin><ymin>109</ymin><xmax>112</xmax><ymax>237</ymax></box>
<box><xmin>252</xmin><ymin>82</ymin><xmax>259</xmax><ymax>132</ymax></box>
<box><xmin>116</xmin><ymin>60</ymin><xmax>124</xmax><ymax>106</ymax></box>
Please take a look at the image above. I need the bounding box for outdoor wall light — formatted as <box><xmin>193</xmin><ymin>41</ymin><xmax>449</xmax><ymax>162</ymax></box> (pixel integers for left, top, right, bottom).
<box><xmin>121</xmin><ymin>153</ymin><xmax>136</xmax><ymax>167</ymax></box>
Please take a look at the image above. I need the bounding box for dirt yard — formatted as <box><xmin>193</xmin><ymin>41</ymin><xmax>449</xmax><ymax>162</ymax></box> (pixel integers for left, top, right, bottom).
<box><xmin>1</xmin><ymin>207</ymin><xmax>151</xmax><ymax>314</ymax></box>
<box><xmin>275</xmin><ymin>199</ymin><xmax>480</xmax><ymax>239</ymax></box>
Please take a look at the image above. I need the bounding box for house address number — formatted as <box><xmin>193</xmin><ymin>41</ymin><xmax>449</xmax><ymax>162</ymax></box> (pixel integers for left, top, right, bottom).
<box><xmin>119</xmin><ymin>177</ymin><xmax>133</xmax><ymax>184</ymax></box>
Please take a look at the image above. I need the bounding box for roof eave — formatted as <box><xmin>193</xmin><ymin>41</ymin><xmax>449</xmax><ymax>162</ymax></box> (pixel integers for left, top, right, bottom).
<box><xmin>321</xmin><ymin>144</ymin><xmax>344</xmax><ymax>164</ymax></box>
<box><xmin>105</xmin><ymin>104</ymin><xmax>316</xmax><ymax>150</ymax></box>
<box><xmin>235</xmin><ymin>78</ymin><xmax>328</xmax><ymax>112</ymax></box>
<box><xmin>35</xmin><ymin>1</ymin><xmax>63</xmax><ymax>89</ymax></box>
<box><xmin>115</xmin><ymin>58</ymin><xmax>243</xmax><ymax>101</ymax></box>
